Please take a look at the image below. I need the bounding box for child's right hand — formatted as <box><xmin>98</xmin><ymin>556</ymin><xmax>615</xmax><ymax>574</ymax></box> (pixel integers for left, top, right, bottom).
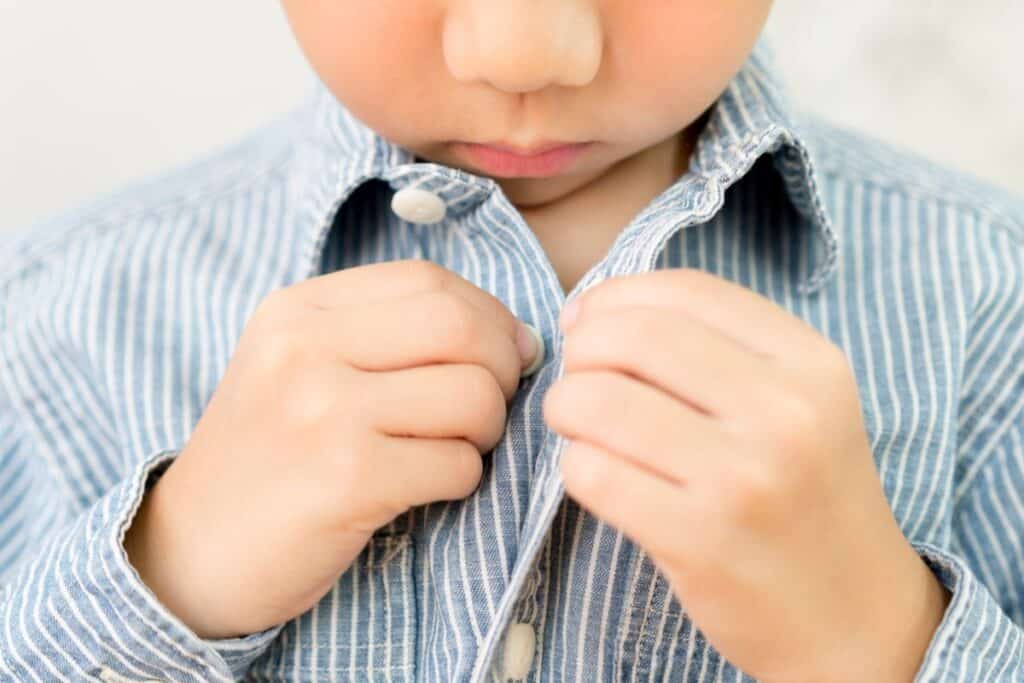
<box><xmin>122</xmin><ymin>259</ymin><xmax>539</xmax><ymax>640</ymax></box>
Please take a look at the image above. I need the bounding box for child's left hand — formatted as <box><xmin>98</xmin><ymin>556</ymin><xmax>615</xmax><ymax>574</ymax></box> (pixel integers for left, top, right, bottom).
<box><xmin>544</xmin><ymin>268</ymin><xmax>952</xmax><ymax>683</ymax></box>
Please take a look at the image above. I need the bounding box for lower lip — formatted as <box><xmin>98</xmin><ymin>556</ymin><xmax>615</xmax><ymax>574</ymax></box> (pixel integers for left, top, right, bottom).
<box><xmin>453</xmin><ymin>142</ymin><xmax>592</xmax><ymax>178</ymax></box>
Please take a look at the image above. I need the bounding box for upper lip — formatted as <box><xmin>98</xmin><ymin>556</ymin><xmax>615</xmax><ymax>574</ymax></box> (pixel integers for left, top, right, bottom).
<box><xmin>467</xmin><ymin>140</ymin><xmax>587</xmax><ymax>156</ymax></box>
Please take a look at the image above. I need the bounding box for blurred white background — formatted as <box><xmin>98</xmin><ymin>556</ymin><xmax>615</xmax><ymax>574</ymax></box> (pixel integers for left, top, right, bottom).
<box><xmin>1</xmin><ymin>1</ymin><xmax>1022</xmax><ymax>234</ymax></box>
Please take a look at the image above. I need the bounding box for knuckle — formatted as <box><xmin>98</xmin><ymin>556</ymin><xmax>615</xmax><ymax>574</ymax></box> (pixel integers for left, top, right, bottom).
<box><xmin>254</xmin><ymin>324</ymin><xmax>306</xmax><ymax>374</ymax></box>
<box><xmin>720</xmin><ymin>462</ymin><xmax>776</xmax><ymax>524</ymax></box>
<box><xmin>254</xmin><ymin>287</ymin><xmax>300</xmax><ymax>325</ymax></box>
<box><xmin>544</xmin><ymin>372</ymin><xmax>609</xmax><ymax>429</ymax></box>
<box><xmin>255</xmin><ymin>287</ymin><xmax>288</xmax><ymax>315</ymax></box>
<box><xmin>747</xmin><ymin>383</ymin><xmax>816</xmax><ymax>441</ymax></box>
<box><xmin>279</xmin><ymin>363</ymin><xmax>337</xmax><ymax>429</ymax></box>
<box><xmin>494</xmin><ymin>350</ymin><xmax>522</xmax><ymax>402</ymax></box>
<box><xmin>542</xmin><ymin>376</ymin><xmax>575</xmax><ymax>427</ymax></box>
<box><xmin>560</xmin><ymin>323</ymin><xmax>594</xmax><ymax>365</ymax></box>
<box><xmin>451</xmin><ymin>441</ymin><xmax>485</xmax><ymax>495</ymax></box>
<box><xmin>624</xmin><ymin>309</ymin><xmax>662</xmax><ymax>346</ymax></box>
<box><xmin>560</xmin><ymin>442</ymin><xmax>610</xmax><ymax>501</ymax></box>
<box><xmin>559</xmin><ymin>330</ymin><xmax>586</xmax><ymax>366</ymax></box>
<box><xmin>430</xmin><ymin>291</ymin><xmax>479</xmax><ymax>352</ymax></box>
<box><xmin>820</xmin><ymin>340</ymin><xmax>851</xmax><ymax>373</ymax></box>
<box><xmin>742</xmin><ymin>389</ymin><xmax>820</xmax><ymax>487</ymax></box>
<box><xmin>562</xmin><ymin>311</ymin><xmax>649</xmax><ymax>366</ymax></box>
<box><xmin>328</xmin><ymin>430</ymin><xmax>368</xmax><ymax>479</ymax></box>
<box><xmin>768</xmin><ymin>392</ymin><xmax>819</xmax><ymax>452</ymax></box>
<box><xmin>327</xmin><ymin>435</ymin><xmax>384</xmax><ymax>509</ymax></box>
<box><xmin>799</xmin><ymin>340</ymin><xmax>853</xmax><ymax>389</ymax></box>
<box><xmin>460</xmin><ymin>361</ymin><xmax>497</xmax><ymax>400</ymax></box>
<box><xmin>461</xmin><ymin>365</ymin><xmax>507</xmax><ymax>447</ymax></box>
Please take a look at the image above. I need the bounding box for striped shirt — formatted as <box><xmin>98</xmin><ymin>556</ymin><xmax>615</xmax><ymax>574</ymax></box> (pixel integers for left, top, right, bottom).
<box><xmin>1</xmin><ymin>39</ymin><xmax>1023</xmax><ymax>682</ymax></box>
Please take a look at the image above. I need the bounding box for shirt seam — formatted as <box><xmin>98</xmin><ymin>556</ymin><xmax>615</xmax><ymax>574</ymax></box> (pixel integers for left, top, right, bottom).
<box><xmin>803</xmin><ymin>116</ymin><xmax>1024</xmax><ymax>237</ymax></box>
<box><xmin>816</xmin><ymin>166</ymin><xmax>1024</xmax><ymax>246</ymax></box>
<box><xmin>953</xmin><ymin>405</ymin><xmax>1024</xmax><ymax>505</ymax></box>
<box><xmin>955</xmin><ymin>230</ymin><xmax>1024</xmax><ymax>497</ymax></box>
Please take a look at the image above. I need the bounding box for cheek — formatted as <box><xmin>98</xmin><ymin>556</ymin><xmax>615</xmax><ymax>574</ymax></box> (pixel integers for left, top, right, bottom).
<box><xmin>282</xmin><ymin>0</ymin><xmax>441</xmax><ymax>143</ymax></box>
<box><xmin>610</xmin><ymin>1</ymin><xmax>771</xmax><ymax>134</ymax></box>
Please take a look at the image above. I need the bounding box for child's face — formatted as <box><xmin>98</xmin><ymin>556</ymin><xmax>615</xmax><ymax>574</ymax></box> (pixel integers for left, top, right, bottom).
<box><xmin>281</xmin><ymin>1</ymin><xmax>772</xmax><ymax>208</ymax></box>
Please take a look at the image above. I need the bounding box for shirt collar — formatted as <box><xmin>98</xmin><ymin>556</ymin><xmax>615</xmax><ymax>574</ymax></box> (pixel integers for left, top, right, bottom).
<box><xmin>283</xmin><ymin>37</ymin><xmax>839</xmax><ymax>295</ymax></box>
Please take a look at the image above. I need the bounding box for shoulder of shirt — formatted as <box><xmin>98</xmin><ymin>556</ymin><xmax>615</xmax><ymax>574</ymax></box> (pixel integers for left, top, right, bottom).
<box><xmin>799</xmin><ymin>114</ymin><xmax>1024</xmax><ymax>246</ymax></box>
<box><xmin>0</xmin><ymin>107</ymin><xmax>301</xmax><ymax>330</ymax></box>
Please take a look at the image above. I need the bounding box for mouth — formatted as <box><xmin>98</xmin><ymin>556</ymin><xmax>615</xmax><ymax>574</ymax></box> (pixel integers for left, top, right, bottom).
<box><xmin>450</xmin><ymin>140</ymin><xmax>594</xmax><ymax>178</ymax></box>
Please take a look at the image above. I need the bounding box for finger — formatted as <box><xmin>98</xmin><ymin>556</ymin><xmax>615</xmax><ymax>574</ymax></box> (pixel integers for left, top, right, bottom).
<box><xmin>568</xmin><ymin>268</ymin><xmax>821</xmax><ymax>358</ymax></box>
<box><xmin>367</xmin><ymin>363</ymin><xmax>508</xmax><ymax>454</ymax></box>
<box><xmin>561</xmin><ymin>305</ymin><xmax>776</xmax><ymax>417</ymax></box>
<box><xmin>560</xmin><ymin>439</ymin><xmax>691</xmax><ymax>560</ymax></box>
<box><xmin>283</xmin><ymin>259</ymin><xmax>524</xmax><ymax>341</ymax></box>
<box><xmin>311</xmin><ymin>289</ymin><xmax>524</xmax><ymax>402</ymax></box>
<box><xmin>373</xmin><ymin>433</ymin><xmax>485</xmax><ymax>507</ymax></box>
<box><xmin>543</xmin><ymin>369</ymin><xmax>725</xmax><ymax>485</ymax></box>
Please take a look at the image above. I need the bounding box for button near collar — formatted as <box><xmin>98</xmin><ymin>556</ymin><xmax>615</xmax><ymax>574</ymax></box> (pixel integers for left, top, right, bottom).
<box><xmin>390</xmin><ymin>187</ymin><xmax>448</xmax><ymax>224</ymax></box>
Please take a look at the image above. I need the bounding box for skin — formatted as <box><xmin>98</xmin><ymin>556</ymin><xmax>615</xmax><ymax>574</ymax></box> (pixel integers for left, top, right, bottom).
<box><xmin>277</xmin><ymin>2</ymin><xmax>951</xmax><ymax>678</ymax></box>
<box><xmin>124</xmin><ymin>4</ymin><xmax>950</xmax><ymax>681</ymax></box>
<box><xmin>125</xmin><ymin>260</ymin><xmax>541</xmax><ymax>642</ymax></box>
<box><xmin>548</xmin><ymin>271</ymin><xmax>952</xmax><ymax>681</ymax></box>
<box><xmin>280</xmin><ymin>0</ymin><xmax>771</xmax><ymax>294</ymax></box>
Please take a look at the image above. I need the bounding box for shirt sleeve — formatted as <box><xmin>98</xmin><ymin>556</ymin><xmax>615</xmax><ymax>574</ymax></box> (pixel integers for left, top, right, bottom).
<box><xmin>909</xmin><ymin>229</ymin><xmax>1024</xmax><ymax>682</ymax></box>
<box><xmin>0</xmin><ymin>411</ymin><xmax>285</xmax><ymax>682</ymax></box>
<box><xmin>909</xmin><ymin>427</ymin><xmax>1024</xmax><ymax>681</ymax></box>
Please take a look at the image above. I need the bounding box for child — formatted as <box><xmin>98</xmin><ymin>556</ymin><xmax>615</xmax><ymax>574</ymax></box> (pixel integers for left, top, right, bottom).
<box><xmin>1</xmin><ymin>1</ymin><xmax>1022</xmax><ymax>681</ymax></box>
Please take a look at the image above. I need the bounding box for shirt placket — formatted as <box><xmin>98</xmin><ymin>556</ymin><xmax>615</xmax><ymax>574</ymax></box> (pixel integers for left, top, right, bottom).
<box><xmin>473</xmin><ymin>173</ymin><xmax>730</xmax><ymax>681</ymax></box>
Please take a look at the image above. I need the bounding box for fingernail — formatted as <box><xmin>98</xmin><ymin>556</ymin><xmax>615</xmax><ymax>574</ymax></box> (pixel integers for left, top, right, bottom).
<box><xmin>560</xmin><ymin>298</ymin><xmax>581</xmax><ymax>332</ymax></box>
<box><xmin>516</xmin><ymin>322</ymin><xmax>544</xmax><ymax>376</ymax></box>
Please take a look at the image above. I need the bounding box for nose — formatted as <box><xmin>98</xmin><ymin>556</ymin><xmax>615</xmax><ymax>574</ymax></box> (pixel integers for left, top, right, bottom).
<box><xmin>442</xmin><ymin>0</ymin><xmax>603</xmax><ymax>93</ymax></box>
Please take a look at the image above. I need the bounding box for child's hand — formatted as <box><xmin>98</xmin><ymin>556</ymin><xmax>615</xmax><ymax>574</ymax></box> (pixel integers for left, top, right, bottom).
<box><xmin>544</xmin><ymin>268</ymin><xmax>951</xmax><ymax>683</ymax></box>
<box><xmin>123</xmin><ymin>259</ymin><xmax>538</xmax><ymax>640</ymax></box>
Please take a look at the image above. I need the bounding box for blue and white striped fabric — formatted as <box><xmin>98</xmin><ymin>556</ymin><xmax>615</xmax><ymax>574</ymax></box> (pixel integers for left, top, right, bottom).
<box><xmin>2</xmin><ymin>40</ymin><xmax>1023</xmax><ymax>682</ymax></box>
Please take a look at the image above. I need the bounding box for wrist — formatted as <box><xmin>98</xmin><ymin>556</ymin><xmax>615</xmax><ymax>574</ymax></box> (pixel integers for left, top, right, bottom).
<box><xmin>888</xmin><ymin>557</ymin><xmax>951</xmax><ymax>681</ymax></box>
<box><xmin>123</xmin><ymin>469</ymin><xmax>237</xmax><ymax>640</ymax></box>
<box><xmin>770</xmin><ymin>541</ymin><xmax>951</xmax><ymax>683</ymax></box>
<box><xmin>833</xmin><ymin>544</ymin><xmax>952</xmax><ymax>683</ymax></box>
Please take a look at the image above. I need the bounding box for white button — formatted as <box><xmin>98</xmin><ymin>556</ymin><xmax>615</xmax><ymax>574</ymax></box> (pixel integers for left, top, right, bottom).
<box><xmin>520</xmin><ymin>324</ymin><xmax>545</xmax><ymax>377</ymax></box>
<box><xmin>501</xmin><ymin>622</ymin><xmax>537</xmax><ymax>680</ymax></box>
<box><xmin>390</xmin><ymin>187</ymin><xmax>447</xmax><ymax>224</ymax></box>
